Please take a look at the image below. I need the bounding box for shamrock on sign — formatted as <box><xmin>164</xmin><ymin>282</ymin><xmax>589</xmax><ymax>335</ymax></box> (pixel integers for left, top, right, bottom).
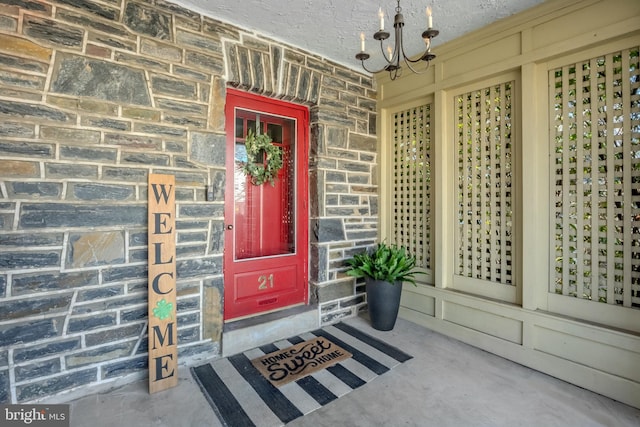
<box><xmin>153</xmin><ymin>298</ymin><xmax>174</xmax><ymax>321</ymax></box>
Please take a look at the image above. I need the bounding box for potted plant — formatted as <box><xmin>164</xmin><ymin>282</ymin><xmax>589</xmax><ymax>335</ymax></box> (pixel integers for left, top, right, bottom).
<box><xmin>345</xmin><ymin>242</ymin><xmax>420</xmax><ymax>331</ymax></box>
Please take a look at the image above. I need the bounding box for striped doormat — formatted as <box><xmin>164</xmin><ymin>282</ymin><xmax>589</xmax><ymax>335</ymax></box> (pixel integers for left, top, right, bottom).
<box><xmin>191</xmin><ymin>322</ymin><xmax>412</xmax><ymax>427</ymax></box>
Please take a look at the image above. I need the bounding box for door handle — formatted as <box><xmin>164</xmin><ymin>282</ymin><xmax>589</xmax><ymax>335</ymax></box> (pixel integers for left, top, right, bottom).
<box><xmin>226</xmin><ymin>224</ymin><xmax>233</xmax><ymax>230</ymax></box>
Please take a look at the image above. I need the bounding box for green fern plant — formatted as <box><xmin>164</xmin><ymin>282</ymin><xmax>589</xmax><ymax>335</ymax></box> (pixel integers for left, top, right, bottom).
<box><xmin>345</xmin><ymin>242</ymin><xmax>420</xmax><ymax>286</ymax></box>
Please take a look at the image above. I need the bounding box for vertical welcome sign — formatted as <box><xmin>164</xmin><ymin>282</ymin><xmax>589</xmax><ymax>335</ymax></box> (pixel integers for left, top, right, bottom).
<box><xmin>148</xmin><ymin>174</ymin><xmax>178</xmax><ymax>393</ymax></box>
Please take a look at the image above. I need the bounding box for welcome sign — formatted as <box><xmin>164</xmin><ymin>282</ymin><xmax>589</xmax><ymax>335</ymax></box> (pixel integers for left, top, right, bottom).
<box><xmin>148</xmin><ymin>174</ymin><xmax>177</xmax><ymax>393</ymax></box>
<box><xmin>251</xmin><ymin>337</ymin><xmax>352</xmax><ymax>386</ymax></box>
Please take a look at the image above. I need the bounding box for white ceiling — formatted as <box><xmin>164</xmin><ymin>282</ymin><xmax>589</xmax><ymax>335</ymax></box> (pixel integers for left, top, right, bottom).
<box><xmin>173</xmin><ymin>0</ymin><xmax>545</xmax><ymax>73</ymax></box>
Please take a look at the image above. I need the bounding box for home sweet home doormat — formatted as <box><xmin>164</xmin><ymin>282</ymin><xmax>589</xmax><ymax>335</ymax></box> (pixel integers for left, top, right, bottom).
<box><xmin>251</xmin><ymin>337</ymin><xmax>352</xmax><ymax>386</ymax></box>
<box><xmin>191</xmin><ymin>322</ymin><xmax>413</xmax><ymax>426</ymax></box>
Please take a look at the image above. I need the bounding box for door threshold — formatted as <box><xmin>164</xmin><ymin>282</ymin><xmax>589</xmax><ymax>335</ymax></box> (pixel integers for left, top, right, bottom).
<box><xmin>221</xmin><ymin>303</ymin><xmax>319</xmax><ymax>357</ymax></box>
<box><xmin>223</xmin><ymin>303</ymin><xmax>316</xmax><ymax>332</ymax></box>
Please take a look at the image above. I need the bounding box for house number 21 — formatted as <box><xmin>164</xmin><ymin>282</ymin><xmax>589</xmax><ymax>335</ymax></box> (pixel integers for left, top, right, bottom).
<box><xmin>258</xmin><ymin>274</ymin><xmax>274</xmax><ymax>290</ymax></box>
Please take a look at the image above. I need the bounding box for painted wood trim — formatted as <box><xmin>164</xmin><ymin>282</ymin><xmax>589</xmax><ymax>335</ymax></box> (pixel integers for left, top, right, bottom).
<box><xmin>399</xmin><ymin>284</ymin><xmax>640</xmax><ymax>409</ymax></box>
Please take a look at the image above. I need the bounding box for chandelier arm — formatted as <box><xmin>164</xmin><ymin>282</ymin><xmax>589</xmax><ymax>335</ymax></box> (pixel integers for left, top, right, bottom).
<box><xmin>398</xmin><ymin>29</ymin><xmax>423</xmax><ymax>65</ymax></box>
<box><xmin>403</xmin><ymin>57</ymin><xmax>430</xmax><ymax>74</ymax></box>
<box><xmin>359</xmin><ymin>60</ymin><xmax>387</xmax><ymax>75</ymax></box>
<box><xmin>404</xmin><ymin>38</ymin><xmax>433</xmax><ymax>64</ymax></box>
<box><xmin>390</xmin><ymin>66</ymin><xmax>400</xmax><ymax>81</ymax></box>
<box><xmin>378</xmin><ymin>39</ymin><xmax>392</xmax><ymax>64</ymax></box>
<box><xmin>405</xmin><ymin>51</ymin><xmax>430</xmax><ymax>64</ymax></box>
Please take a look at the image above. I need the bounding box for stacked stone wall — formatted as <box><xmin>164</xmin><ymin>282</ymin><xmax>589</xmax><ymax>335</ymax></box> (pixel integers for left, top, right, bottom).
<box><xmin>0</xmin><ymin>0</ymin><xmax>377</xmax><ymax>403</ymax></box>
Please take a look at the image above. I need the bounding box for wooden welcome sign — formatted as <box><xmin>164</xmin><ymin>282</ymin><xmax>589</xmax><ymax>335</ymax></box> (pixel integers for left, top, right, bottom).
<box><xmin>148</xmin><ymin>174</ymin><xmax>178</xmax><ymax>393</ymax></box>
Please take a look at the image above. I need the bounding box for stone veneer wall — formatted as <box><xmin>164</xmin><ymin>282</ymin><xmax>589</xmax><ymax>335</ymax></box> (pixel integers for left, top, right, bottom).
<box><xmin>0</xmin><ymin>0</ymin><xmax>377</xmax><ymax>403</ymax></box>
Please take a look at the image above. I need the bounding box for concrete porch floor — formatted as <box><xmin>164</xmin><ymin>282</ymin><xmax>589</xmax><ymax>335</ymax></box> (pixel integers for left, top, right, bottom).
<box><xmin>68</xmin><ymin>315</ymin><xmax>640</xmax><ymax>427</ymax></box>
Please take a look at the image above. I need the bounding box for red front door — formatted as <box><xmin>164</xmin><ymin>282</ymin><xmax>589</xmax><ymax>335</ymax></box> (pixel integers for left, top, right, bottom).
<box><xmin>223</xmin><ymin>89</ymin><xmax>309</xmax><ymax>320</ymax></box>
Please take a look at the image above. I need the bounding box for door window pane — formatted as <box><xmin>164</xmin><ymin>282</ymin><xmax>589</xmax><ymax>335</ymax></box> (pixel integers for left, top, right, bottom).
<box><xmin>234</xmin><ymin>110</ymin><xmax>296</xmax><ymax>260</ymax></box>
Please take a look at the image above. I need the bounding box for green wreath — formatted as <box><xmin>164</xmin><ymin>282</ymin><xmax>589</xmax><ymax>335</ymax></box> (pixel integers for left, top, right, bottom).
<box><xmin>241</xmin><ymin>130</ymin><xmax>283</xmax><ymax>186</ymax></box>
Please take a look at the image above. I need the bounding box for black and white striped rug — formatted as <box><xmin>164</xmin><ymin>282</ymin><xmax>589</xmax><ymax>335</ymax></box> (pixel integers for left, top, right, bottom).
<box><xmin>191</xmin><ymin>322</ymin><xmax>412</xmax><ymax>427</ymax></box>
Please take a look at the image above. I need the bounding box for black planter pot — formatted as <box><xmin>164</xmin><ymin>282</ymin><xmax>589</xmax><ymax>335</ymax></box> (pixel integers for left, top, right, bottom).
<box><xmin>365</xmin><ymin>277</ymin><xmax>402</xmax><ymax>331</ymax></box>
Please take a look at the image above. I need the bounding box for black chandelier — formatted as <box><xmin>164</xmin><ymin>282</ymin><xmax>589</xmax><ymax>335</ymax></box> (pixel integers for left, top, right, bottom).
<box><xmin>356</xmin><ymin>0</ymin><xmax>439</xmax><ymax>80</ymax></box>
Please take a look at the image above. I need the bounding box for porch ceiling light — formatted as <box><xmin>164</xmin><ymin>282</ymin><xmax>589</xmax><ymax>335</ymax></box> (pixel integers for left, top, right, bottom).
<box><xmin>356</xmin><ymin>0</ymin><xmax>439</xmax><ymax>80</ymax></box>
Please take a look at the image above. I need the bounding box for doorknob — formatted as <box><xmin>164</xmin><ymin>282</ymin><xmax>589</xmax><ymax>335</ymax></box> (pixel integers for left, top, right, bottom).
<box><xmin>226</xmin><ymin>224</ymin><xmax>233</xmax><ymax>230</ymax></box>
